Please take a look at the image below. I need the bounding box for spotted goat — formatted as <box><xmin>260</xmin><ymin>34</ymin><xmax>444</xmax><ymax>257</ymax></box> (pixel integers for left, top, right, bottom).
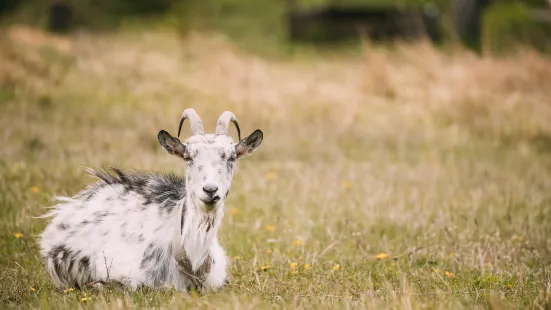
<box><xmin>39</xmin><ymin>109</ymin><xmax>263</xmax><ymax>292</ymax></box>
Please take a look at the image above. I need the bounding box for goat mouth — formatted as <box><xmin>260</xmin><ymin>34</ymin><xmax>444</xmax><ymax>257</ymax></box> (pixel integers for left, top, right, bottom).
<box><xmin>200</xmin><ymin>196</ymin><xmax>220</xmax><ymax>206</ymax></box>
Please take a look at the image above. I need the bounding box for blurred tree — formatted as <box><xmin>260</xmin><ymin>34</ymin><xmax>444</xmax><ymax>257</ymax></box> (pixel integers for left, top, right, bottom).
<box><xmin>451</xmin><ymin>0</ymin><xmax>490</xmax><ymax>49</ymax></box>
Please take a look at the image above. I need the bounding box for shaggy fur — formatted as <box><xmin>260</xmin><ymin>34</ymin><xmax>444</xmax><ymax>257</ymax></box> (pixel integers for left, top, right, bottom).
<box><xmin>40</xmin><ymin>168</ymin><xmax>224</xmax><ymax>291</ymax></box>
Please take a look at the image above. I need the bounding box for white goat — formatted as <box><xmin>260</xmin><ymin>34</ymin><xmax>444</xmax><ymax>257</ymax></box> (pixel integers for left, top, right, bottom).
<box><xmin>39</xmin><ymin>109</ymin><xmax>263</xmax><ymax>292</ymax></box>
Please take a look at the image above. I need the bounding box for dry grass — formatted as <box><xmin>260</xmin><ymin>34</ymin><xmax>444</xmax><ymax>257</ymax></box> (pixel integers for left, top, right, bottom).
<box><xmin>1</xmin><ymin>26</ymin><xmax>551</xmax><ymax>309</ymax></box>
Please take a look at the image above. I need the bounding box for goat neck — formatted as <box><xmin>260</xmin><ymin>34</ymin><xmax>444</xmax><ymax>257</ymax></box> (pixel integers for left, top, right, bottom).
<box><xmin>172</xmin><ymin>196</ymin><xmax>223</xmax><ymax>272</ymax></box>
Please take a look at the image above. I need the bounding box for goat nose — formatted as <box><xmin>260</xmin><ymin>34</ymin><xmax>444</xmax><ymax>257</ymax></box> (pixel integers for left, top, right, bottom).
<box><xmin>202</xmin><ymin>184</ymin><xmax>218</xmax><ymax>195</ymax></box>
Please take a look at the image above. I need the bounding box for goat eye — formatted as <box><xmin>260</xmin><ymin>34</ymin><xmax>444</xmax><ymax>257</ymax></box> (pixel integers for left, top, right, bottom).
<box><xmin>183</xmin><ymin>153</ymin><xmax>192</xmax><ymax>161</ymax></box>
<box><xmin>228</xmin><ymin>156</ymin><xmax>236</xmax><ymax>163</ymax></box>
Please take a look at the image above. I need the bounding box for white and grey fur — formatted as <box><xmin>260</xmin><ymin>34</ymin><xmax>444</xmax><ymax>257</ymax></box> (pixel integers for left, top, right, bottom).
<box><xmin>39</xmin><ymin>109</ymin><xmax>263</xmax><ymax>292</ymax></box>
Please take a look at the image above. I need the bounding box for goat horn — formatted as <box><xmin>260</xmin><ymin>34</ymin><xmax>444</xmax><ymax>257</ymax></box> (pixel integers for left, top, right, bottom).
<box><xmin>178</xmin><ymin>108</ymin><xmax>204</xmax><ymax>137</ymax></box>
<box><xmin>215</xmin><ymin>111</ymin><xmax>241</xmax><ymax>141</ymax></box>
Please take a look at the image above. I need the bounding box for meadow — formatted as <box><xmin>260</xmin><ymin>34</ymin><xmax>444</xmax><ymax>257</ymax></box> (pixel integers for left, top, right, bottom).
<box><xmin>1</xmin><ymin>25</ymin><xmax>551</xmax><ymax>309</ymax></box>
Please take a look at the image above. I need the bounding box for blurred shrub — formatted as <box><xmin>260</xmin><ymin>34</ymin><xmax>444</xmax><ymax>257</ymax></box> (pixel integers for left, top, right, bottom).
<box><xmin>1</xmin><ymin>0</ymin><xmax>175</xmax><ymax>16</ymax></box>
<box><xmin>501</xmin><ymin>0</ymin><xmax>547</xmax><ymax>7</ymax></box>
<box><xmin>482</xmin><ymin>1</ymin><xmax>550</xmax><ymax>53</ymax></box>
<box><xmin>0</xmin><ymin>0</ymin><xmax>20</xmax><ymax>14</ymax></box>
<box><xmin>2</xmin><ymin>0</ymin><xmax>182</xmax><ymax>30</ymax></box>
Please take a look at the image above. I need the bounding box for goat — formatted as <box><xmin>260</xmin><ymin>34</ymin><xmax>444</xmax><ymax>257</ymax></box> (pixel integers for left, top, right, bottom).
<box><xmin>39</xmin><ymin>109</ymin><xmax>263</xmax><ymax>292</ymax></box>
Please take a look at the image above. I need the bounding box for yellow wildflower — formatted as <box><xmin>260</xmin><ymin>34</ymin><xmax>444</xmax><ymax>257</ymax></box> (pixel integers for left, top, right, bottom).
<box><xmin>289</xmin><ymin>262</ymin><xmax>298</xmax><ymax>270</ymax></box>
<box><xmin>261</xmin><ymin>265</ymin><xmax>269</xmax><ymax>271</ymax></box>
<box><xmin>294</xmin><ymin>239</ymin><xmax>302</xmax><ymax>246</ymax></box>
<box><xmin>14</xmin><ymin>233</ymin><xmax>24</xmax><ymax>239</ymax></box>
<box><xmin>445</xmin><ymin>271</ymin><xmax>455</xmax><ymax>278</ymax></box>
<box><xmin>304</xmin><ymin>263</ymin><xmax>311</xmax><ymax>270</ymax></box>
<box><xmin>30</xmin><ymin>287</ymin><xmax>36</xmax><ymax>292</ymax></box>
<box><xmin>230</xmin><ymin>208</ymin><xmax>239</xmax><ymax>216</ymax></box>
<box><xmin>265</xmin><ymin>225</ymin><xmax>275</xmax><ymax>232</ymax></box>
<box><xmin>31</xmin><ymin>186</ymin><xmax>40</xmax><ymax>193</ymax></box>
<box><xmin>332</xmin><ymin>264</ymin><xmax>340</xmax><ymax>271</ymax></box>
<box><xmin>266</xmin><ymin>172</ymin><xmax>277</xmax><ymax>181</ymax></box>
<box><xmin>266</xmin><ymin>249</ymin><xmax>273</xmax><ymax>254</ymax></box>
<box><xmin>68</xmin><ymin>288</ymin><xmax>74</xmax><ymax>292</ymax></box>
<box><xmin>233</xmin><ymin>256</ymin><xmax>241</xmax><ymax>260</ymax></box>
<box><xmin>341</xmin><ymin>181</ymin><xmax>352</xmax><ymax>189</ymax></box>
<box><xmin>80</xmin><ymin>297</ymin><xmax>91</xmax><ymax>302</ymax></box>
<box><xmin>375</xmin><ymin>253</ymin><xmax>389</xmax><ymax>260</ymax></box>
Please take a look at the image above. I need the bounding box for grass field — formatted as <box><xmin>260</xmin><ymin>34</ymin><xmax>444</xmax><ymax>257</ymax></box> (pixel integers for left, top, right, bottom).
<box><xmin>1</xmin><ymin>25</ymin><xmax>551</xmax><ymax>309</ymax></box>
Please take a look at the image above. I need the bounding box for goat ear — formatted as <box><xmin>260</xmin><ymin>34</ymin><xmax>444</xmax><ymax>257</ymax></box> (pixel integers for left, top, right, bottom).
<box><xmin>236</xmin><ymin>129</ymin><xmax>263</xmax><ymax>159</ymax></box>
<box><xmin>158</xmin><ymin>130</ymin><xmax>186</xmax><ymax>157</ymax></box>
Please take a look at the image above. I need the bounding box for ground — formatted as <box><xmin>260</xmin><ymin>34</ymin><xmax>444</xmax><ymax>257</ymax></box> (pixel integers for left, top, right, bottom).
<box><xmin>1</xmin><ymin>25</ymin><xmax>551</xmax><ymax>309</ymax></box>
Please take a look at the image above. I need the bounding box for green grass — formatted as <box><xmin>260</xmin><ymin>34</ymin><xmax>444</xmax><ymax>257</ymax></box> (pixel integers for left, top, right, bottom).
<box><xmin>1</xmin><ymin>26</ymin><xmax>551</xmax><ymax>309</ymax></box>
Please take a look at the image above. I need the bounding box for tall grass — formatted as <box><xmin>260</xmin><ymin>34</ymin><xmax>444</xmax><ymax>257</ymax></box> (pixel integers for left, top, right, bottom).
<box><xmin>1</xmin><ymin>26</ymin><xmax>551</xmax><ymax>309</ymax></box>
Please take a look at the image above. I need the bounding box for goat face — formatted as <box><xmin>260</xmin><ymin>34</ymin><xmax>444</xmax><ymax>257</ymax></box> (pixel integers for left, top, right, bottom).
<box><xmin>158</xmin><ymin>109</ymin><xmax>263</xmax><ymax>211</ymax></box>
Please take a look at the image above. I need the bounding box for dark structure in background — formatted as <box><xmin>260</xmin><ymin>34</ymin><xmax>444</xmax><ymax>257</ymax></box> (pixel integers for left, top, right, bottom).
<box><xmin>287</xmin><ymin>0</ymin><xmax>551</xmax><ymax>48</ymax></box>
<box><xmin>287</xmin><ymin>2</ymin><xmax>441</xmax><ymax>43</ymax></box>
<box><xmin>48</xmin><ymin>0</ymin><xmax>72</xmax><ymax>33</ymax></box>
<box><xmin>451</xmin><ymin>0</ymin><xmax>491</xmax><ymax>49</ymax></box>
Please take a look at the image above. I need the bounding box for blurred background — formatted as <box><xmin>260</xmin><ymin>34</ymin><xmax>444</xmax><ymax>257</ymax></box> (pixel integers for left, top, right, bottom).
<box><xmin>2</xmin><ymin>0</ymin><xmax>551</xmax><ymax>308</ymax></box>
<box><xmin>1</xmin><ymin>0</ymin><xmax>550</xmax><ymax>53</ymax></box>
